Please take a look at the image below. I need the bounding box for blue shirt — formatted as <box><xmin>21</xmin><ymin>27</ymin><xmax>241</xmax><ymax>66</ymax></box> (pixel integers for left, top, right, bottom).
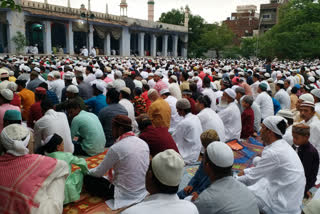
<box><xmin>46</xmin><ymin>90</ymin><xmax>59</xmax><ymax>105</ymax></box>
<box><xmin>272</xmin><ymin>97</ymin><xmax>281</xmax><ymax>115</ymax></box>
<box><xmin>85</xmin><ymin>94</ymin><xmax>108</xmax><ymax>115</ymax></box>
<box><xmin>178</xmin><ymin>161</ymin><xmax>211</xmax><ymax>199</ymax></box>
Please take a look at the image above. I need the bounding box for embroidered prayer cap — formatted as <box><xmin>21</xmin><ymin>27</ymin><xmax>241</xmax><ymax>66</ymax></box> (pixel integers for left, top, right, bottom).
<box><xmin>170</xmin><ymin>75</ymin><xmax>177</xmax><ymax>82</ymax></box>
<box><xmin>147</xmin><ymin>88</ymin><xmax>158</xmax><ymax>97</ymax></box>
<box><xmin>299</xmin><ymin>93</ymin><xmax>314</xmax><ymax>103</ymax></box>
<box><xmin>259</xmin><ymin>82</ymin><xmax>268</xmax><ymax>91</ymax></box>
<box><xmin>152</xmin><ymin>149</ymin><xmax>185</xmax><ymax>186</ymax></box>
<box><xmin>300</xmin><ymin>101</ymin><xmax>315</xmax><ymax>108</ymax></box>
<box><xmin>302</xmin><ymin>199</ymin><xmax>320</xmax><ymax>214</ymax></box>
<box><xmin>1</xmin><ymin>124</ymin><xmax>30</xmax><ymax>156</ymax></box>
<box><xmin>66</xmin><ymin>85</ymin><xmax>79</xmax><ymax>94</ymax></box>
<box><xmin>160</xmin><ymin>89</ymin><xmax>170</xmax><ymax>95</ymax></box>
<box><xmin>35</xmin><ymin>87</ymin><xmax>47</xmax><ymax>95</ymax></box>
<box><xmin>115</xmin><ymin>70</ymin><xmax>122</xmax><ymax>78</ymax></box>
<box><xmin>63</xmin><ymin>72</ymin><xmax>73</xmax><ymax>80</ymax></box>
<box><xmin>0</xmin><ymin>89</ymin><xmax>13</xmax><ymax>101</ymax></box>
<box><xmin>92</xmin><ymin>83</ymin><xmax>105</xmax><ymax>93</ymax></box>
<box><xmin>200</xmin><ymin>129</ymin><xmax>219</xmax><ymax>147</ymax></box>
<box><xmin>277</xmin><ymin>80</ymin><xmax>284</xmax><ymax>85</ymax></box>
<box><xmin>292</xmin><ymin>124</ymin><xmax>310</xmax><ymax>136</ymax></box>
<box><xmin>95</xmin><ymin>69</ymin><xmax>104</xmax><ymax>78</ymax></box>
<box><xmin>263</xmin><ymin>116</ymin><xmax>287</xmax><ymax>136</ymax></box>
<box><xmin>154</xmin><ymin>71</ymin><xmax>162</xmax><ymax>77</ymax></box>
<box><xmin>224</xmin><ymin>88</ymin><xmax>236</xmax><ymax>99</ymax></box>
<box><xmin>120</xmin><ymin>87</ymin><xmax>131</xmax><ymax>95</ymax></box>
<box><xmin>112</xmin><ymin>115</ymin><xmax>132</xmax><ymax>129</ymax></box>
<box><xmin>3</xmin><ymin>110</ymin><xmax>22</xmax><ymax>121</ymax></box>
<box><xmin>176</xmin><ymin>98</ymin><xmax>191</xmax><ymax>110</ymax></box>
<box><xmin>0</xmin><ymin>68</ymin><xmax>9</xmax><ymax>78</ymax></box>
<box><xmin>276</xmin><ymin>110</ymin><xmax>294</xmax><ymax>119</ymax></box>
<box><xmin>311</xmin><ymin>89</ymin><xmax>320</xmax><ymax>99</ymax></box>
<box><xmin>207</xmin><ymin>141</ymin><xmax>234</xmax><ymax>168</ymax></box>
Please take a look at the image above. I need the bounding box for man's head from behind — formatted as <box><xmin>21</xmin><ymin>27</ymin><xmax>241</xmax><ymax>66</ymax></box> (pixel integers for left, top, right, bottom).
<box><xmin>146</xmin><ymin>149</ymin><xmax>184</xmax><ymax>195</ymax></box>
<box><xmin>204</xmin><ymin>142</ymin><xmax>234</xmax><ymax>182</ymax></box>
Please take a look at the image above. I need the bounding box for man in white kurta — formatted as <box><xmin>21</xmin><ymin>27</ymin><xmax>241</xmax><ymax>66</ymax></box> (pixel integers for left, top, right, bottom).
<box><xmin>254</xmin><ymin>83</ymin><xmax>274</xmax><ymax>120</ymax></box>
<box><xmin>274</xmin><ymin>80</ymin><xmax>291</xmax><ymax>110</ymax></box>
<box><xmin>168</xmin><ymin>75</ymin><xmax>182</xmax><ymax>100</ymax></box>
<box><xmin>119</xmin><ymin>87</ymin><xmax>138</xmax><ymax>131</ymax></box>
<box><xmin>218</xmin><ymin>88</ymin><xmax>241</xmax><ymax>141</ymax></box>
<box><xmin>202</xmin><ymin>76</ymin><xmax>217</xmax><ymax>111</ymax></box>
<box><xmin>160</xmin><ymin>89</ymin><xmax>182</xmax><ymax>133</ymax></box>
<box><xmin>237</xmin><ymin>116</ymin><xmax>305</xmax><ymax>214</ymax></box>
<box><xmin>173</xmin><ymin>98</ymin><xmax>203</xmax><ymax>165</ymax></box>
<box><xmin>311</xmin><ymin>89</ymin><xmax>320</xmax><ymax>115</ymax></box>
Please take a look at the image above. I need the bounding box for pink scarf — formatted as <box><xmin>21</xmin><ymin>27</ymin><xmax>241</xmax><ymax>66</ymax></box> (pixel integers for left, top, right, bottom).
<box><xmin>0</xmin><ymin>154</ymin><xmax>57</xmax><ymax>214</ymax></box>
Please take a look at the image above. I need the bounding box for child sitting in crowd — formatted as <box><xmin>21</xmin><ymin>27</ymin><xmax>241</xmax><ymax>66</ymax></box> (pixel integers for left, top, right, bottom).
<box><xmin>240</xmin><ymin>95</ymin><xmax>254</xmax><ymax>139</ymax></box>
<box><xmin>292</xmin><ymin>124</ymin><xmax>319</xmax><ymax>198</ymax></box>
<box><xmin>177</xmin><ymin>129</ymin><xmax>219</xmax><ymax>201</ymax></box>
<box><xmin>37</xmin><ymin>133</ymin><xmax>89</xmax><ymax>204</ymax></box>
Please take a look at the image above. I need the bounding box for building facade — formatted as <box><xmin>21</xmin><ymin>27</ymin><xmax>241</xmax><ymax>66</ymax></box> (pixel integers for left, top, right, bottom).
<box><xmin>223</xmin><ymin>5</ymin><xmax>259</xmax><ymax>45</ymax></box>
<box><xmin>0</xmin><ymin>0</ymin><xmax>189</xmax><ymax>57</ymax></box>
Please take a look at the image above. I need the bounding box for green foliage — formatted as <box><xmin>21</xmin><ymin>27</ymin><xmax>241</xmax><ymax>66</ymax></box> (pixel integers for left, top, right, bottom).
<box><xmin>240</xmin><ymin>37</ymin><xmax>258</xmax><ymax>58</ymax></box>
<box><xmin>199</xmin><ymin>24</ymin><xmax>235</xmax><ymax>58</ymax></box>
<box><xmin>0</xmin><ymin>0</ymin><xmax>21</xmax><ymax>11</ymax></box>
<box><xmin>258</xmin><ymin>0</ymin><xmax>320</xmax><ymax>59</ymax></box>
<box><xmin>222</xmin><ymin>46</ymin><xmax>241</xmax><ymax>59</ymax></box>
<box><xmin>12</xmin><ymin>31</ymin><xmax>26</xmax><ymax>53</ymax></box>
<box><xmin>159</xmin><ymin>8</ymin><xmax>207</xmax><ymax>58</ymax></box>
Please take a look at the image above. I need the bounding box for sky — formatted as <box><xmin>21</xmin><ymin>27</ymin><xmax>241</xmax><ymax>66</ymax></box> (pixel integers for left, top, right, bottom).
<box><xmin>39</xmin><ymin>0</ymin><xmax>270</xmax><ymax>23</ymax></box>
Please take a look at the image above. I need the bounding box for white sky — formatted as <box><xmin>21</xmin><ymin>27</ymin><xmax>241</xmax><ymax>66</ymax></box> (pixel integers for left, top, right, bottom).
<box><xmin>37</xmin><ymin>0</ymin><xmax>270</xmax><ymax>23</ymax></box>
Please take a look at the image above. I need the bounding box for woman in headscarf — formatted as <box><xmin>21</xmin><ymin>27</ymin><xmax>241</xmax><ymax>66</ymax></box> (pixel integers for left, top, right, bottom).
<box><xmin>0</xmin><ymin>124</ymin><xmax>69</xmax><ymax>214</ymax></box>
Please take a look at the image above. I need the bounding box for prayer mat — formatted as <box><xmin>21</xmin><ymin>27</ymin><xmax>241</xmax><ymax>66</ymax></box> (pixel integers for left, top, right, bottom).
<box><xmin>64</xmin><ymin>150</ymin><xmax>114</xmax><ymax>214</ymax></box>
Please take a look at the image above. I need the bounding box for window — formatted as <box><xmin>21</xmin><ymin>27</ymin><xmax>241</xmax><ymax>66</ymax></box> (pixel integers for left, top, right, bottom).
<box><xmin>262</xmin><ymin>14</ymin><xmax>271</xmax><ymax>19</ymax></box>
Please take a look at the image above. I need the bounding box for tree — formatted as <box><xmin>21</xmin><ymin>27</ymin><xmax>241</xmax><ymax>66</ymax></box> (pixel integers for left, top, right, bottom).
<box><xmin>199</xmin><ymin>24</ymin><xmax>234</xmax><ymax>58</ymax></box>
<box><xmin>159</xmin><ymin>8</ymin><xmax>206</xmax><ymax>58</ymax></box>
<box><xmin>258</xmin><ymin>0</ymin><xmax>320</xmax><ymax>59</ymax></box>
<box><xmin>0</xmin><ymin>0</ymin><xmax>21</xmax><ymax>10</ymax></box>
<box><xmin>240</xmin><ymin>37</ymin><xmax>258</xmax><ymax>58</ymax></box>
<box><xmin>12</xmin><ymin>31</ymin><xmax>26</xmax><ymax>54</ymax></box>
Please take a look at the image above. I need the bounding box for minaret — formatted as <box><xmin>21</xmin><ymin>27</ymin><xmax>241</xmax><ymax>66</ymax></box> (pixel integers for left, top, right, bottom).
<box><xmin>67</xmin><ymin>0</ymin><xmax>71</xmax><ymax>8</ymax></box>
<box><xmin>184</xmin><ymin>5</ymin><xmax>190</xmax><ymax>28</ymax></box>
<box><xmin>120</xmin><ymin>0</ymin><xmax>128</xmax><ymax>16</ymax></box>
<box><xmin>148</xmin><ymin>0</ymin><xmax>154</xmax><ymax>21</ymax></box>
<box><xmin>106</xmin><ymin>3</ymin><xmax>109</xmax><ymax>14</ymax></box>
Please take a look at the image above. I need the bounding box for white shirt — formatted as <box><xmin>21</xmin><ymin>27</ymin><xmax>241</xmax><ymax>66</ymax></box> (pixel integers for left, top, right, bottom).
<box><xmin>251</xmin><ymin>81</ymin><xmax>260</xmax><ymax>99</ymax></box>
<box><xmin>202</xmin><ymin>88</ymin><xmax>217</xmax><ymax>111</ymax></box>
<box><xmin>90</xmin><ymin>48</ymin><xmax>96</xmax><ymax>57</ymax></box>
<box><xmin>89</xmin><ymin>135</ymin><xmax>149</xmax><ymax>210</ymax></box>
<box><xmin>315</xmin><ymin>102</ymin><xmax>320</xmax><ymax>115</ymax></box>
<box><xmin>283</xmin><ymin>125</ymin><xmax>293</xmax><ymax>146</ymax></box>
<box><xmin>238</xmin><ymin>139</ymin><xmax>305</xmax><ymax>214</ymax></box>
<box><xmin>169</xmin><ymin>83</ymin><xmax>182</xmax><ymax>100</ymax></box>
<box><xmin>251</xmin><ymin>102</ymin><xmax>261</xmax><ymax>132</ymax></box>
<box><xmin>172</xmin><ymin>113</ymin><xmax>203</xmax><ymax>165</ymax></box>
<box><xmin>119</xmin><ymin>98</ymin><xmax>138</xmax><ymax>132</ymax></box>
<box><xmin>49</xmin><ymin>79</ymin><xmax>65</xmax><ymax>102</ymax></box>
<box><xmin>254</xmin><ymin>91</ymin><xmax>274</xmax><ymax>119</ymax></box>
<box><xmin>218</xmin><ymin>102</ymin><xmax>241</xmax><ymax>141</ymax></box>
<box><xmin>148</xmin><ymin>79</ymin><xmax>156</xmax><ymax>89</ymax></box>
<box><xmin>197</xmin><ymin>108</ymin><xmax>225</xmax><ymax>142</ymax></box>
<box><xmin>81</xmin><ymin>48</ymin><xmax>88</xmax><ymax>57</ymax></box>
<box><xmin>31</xmin><ymin>160</ymin><xmax>69</xmax><ymax>214</ymax></box>
<box><xmin>165</xmin><ymin>96</ymin><xmax>182</xmax><ymax>133</ymax></box>
<box><xmin>122</xmin><ymin>193</ymin><xmax>199</xmax><ymax>214</ymax></box>
<box><xmin>84</xmin><ymin>73</ymin><xmax>96</xmax><ymax>84</ymax></box>
<box><xmin>274</xmin><ymin>89</ymin><xmax>291</xmax><ymax>110</ymax></box>
<box><xmin>34</xmin><ymin>109</ymin><xmax>74</xmax><ymax>153</ymax></box>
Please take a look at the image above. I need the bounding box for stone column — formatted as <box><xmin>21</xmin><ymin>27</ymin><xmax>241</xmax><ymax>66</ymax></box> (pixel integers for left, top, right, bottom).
<box><xmin>162</xmin><ymin>34</ymin><xmax>168</xmax><ymax>57</ymax></box>
<box><xmin>66</xmin><ymin>21</ymin><xmax>74</xmax><ymax>55</ymax></box>
<box><xmin>6</xmin><ymin>11</ymin><xmax>26</xmax><ymax>54</ymax></box>
<box><xmin>120</xmin><ymin>26</ymin><xmax>130</xmax><ymax>56</ymax></box>
<box><xmin>104</xmin><ymin>33</ymin><xmax>111</xmax><ymax>55</ymax></box>
<box><xmin>150</xmin><ymin>34</ymin><xmax>157</xmax><ymax>57</ymax></box>
<box><xmin>181</xmin><ymin>34</ymin><xmax>188</xmax><ymax>58</ymax></box>
<box><xmin>43</xmin><ymin>21</ymin><xmax>52</xmax><ymax>55</ymax></box>
<box><xmin>172</xmin><ymin>34</ymin><xmax>178</xmax><ymax>57</ymax></box>
<box><xmin>89</xmin><ymin>24</ymin><xmax>94</xmax><ymax>50</ymax></box>
<box><xmin>138</xmin><ymin>32</ymin><xmax>145</xmax><ymax>57</ymax></box>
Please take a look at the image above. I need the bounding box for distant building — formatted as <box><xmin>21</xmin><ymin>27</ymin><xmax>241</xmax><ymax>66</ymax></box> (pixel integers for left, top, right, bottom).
<box><xmin>223</xmin><ymin>5</ymin><xmax>259</xmax><ymax>45</ymax></box>
<box><xmin>259</xmin><ymin>0</ymin><xmax>288</xmax><ymax>34</ymax></box>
